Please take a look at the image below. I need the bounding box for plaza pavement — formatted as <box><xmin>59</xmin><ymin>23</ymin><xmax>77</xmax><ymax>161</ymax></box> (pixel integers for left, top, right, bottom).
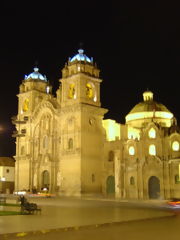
<box><xmin>0</xmin><ymin>195</ymin><xmax>175</xmax><ymax>239</ymax></box>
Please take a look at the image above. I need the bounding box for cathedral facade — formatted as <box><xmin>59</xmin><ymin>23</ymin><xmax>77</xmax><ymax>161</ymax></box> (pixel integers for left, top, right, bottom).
<box><xmin>13</xmin><ymin>49</ymin><xmax>180</xmax><ymax>199</ymax></box>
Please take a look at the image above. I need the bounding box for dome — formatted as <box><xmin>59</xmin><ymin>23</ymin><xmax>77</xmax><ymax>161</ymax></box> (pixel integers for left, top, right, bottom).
<box><xmin>24</xmin><ymin>67</ymin><xmax>47</xmax><ymax>81</ymax></box>
<box><xmin>69</xmin><ymin>49</ymin><xmax>93</xmax><ymax>63</ymax></box>
<box><xmin>129</xmin><ymin>100</ymin><xmax>171</xmax><ymax>114</ymax></box>
<box><xmin>125</xmin><ymin>90</ymin><xmax>173</xmax><ymax>127</ymax></box>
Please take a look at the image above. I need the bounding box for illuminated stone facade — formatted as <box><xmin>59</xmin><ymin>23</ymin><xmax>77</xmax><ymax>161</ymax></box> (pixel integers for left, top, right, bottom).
<box><xmin>14</xmin><ymin>49</ymin><xmax>180</xmax><ymax>199</ymax></box>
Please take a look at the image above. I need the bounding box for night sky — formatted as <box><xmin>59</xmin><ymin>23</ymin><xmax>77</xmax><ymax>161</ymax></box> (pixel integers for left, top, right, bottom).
<box><xmin>0</xmin><ymin>1</ymin><xmax>180</xmax><ymax>156</ymax></box>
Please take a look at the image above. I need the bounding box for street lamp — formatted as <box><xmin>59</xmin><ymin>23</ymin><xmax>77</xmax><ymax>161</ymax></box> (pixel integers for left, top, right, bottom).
<box><xmin>11</xmin><ymin>116</ymin><xmax>28</xmax><ymax>194</ymax></box>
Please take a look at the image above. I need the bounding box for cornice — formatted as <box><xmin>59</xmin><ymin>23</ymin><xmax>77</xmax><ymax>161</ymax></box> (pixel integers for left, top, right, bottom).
<box><xmin>60</xmin><ymin>103</ymin><xmax>108</xmax><ymax>116</ymax></box>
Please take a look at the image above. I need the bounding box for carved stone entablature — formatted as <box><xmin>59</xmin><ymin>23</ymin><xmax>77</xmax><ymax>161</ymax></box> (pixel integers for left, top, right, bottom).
<box><xmin>143</xmin><ymin>155</ymin><xmax>162</xmax><ymax>168</ymax></box>
<box><xmin>60</xmin><ymin>104</ymin><xmax>81</xmax><ymax>115</ymax></box>
<box><xmin>61</xmin><ymin>148</ymin><xmax>81</xmax><ymax>156</ymax></box>
<box><xmin>168</xmin><ymin>158</ymin><xmax>180</xmax><ymax>165</ymax></box>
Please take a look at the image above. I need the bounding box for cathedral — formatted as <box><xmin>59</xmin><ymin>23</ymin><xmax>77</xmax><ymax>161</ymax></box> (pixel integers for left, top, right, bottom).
<box><xmin>13</xmin><ymin>49</ymin><xmax>180</xmax><ymax>199</ymax></box>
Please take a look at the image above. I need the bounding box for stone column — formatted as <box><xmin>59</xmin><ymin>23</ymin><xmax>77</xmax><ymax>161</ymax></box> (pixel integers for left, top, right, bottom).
<box><xmin>163</xmin><ymin>161</ymin><xmax>170</xmax><ymax>199</ymax></box>
<box><xmin>137</xmin><ymin>158</ymin><xmax>143</xmax><ymax>199</ymax></box>
<box><xmin>114</xmin><ymin>150</ymin><xmax>121</xmax><ymax>198</ymax></box>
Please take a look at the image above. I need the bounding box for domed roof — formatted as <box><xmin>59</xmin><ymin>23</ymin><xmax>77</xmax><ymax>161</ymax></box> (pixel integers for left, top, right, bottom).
<box><xmin>69</xmin><ymin>49</ymin><xmax>93</xmax><ymax>63</ymax></box>
<box><xmin>24</xmin><ymin>67</ymin><xmax>47</xmax><ymax>81</ymax></box>
<box><xmin>125</xmin><ymin>90</ymin><xmax>173</xmax><ymax>127</ymax></box>
<box><xmin>129</xmin><ymin>91</ymin><xmax>171</xmax><ymax>114</ymax></box>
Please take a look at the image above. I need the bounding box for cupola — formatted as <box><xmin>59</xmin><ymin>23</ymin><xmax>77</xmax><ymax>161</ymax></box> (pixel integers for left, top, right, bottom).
<box><xmin>125</xmin><ymin>90</ymin><xmax>173</xmax><ymax>128</ymax></box>
<box><xmin>61</xmin><ymin>49</ymin><xmax>100</xmax><ymax>78</ymax></box>
<box><xmin>24</xmin><ymin>67</ymin><xmax>47</xmax><ymax>81</ymax></box>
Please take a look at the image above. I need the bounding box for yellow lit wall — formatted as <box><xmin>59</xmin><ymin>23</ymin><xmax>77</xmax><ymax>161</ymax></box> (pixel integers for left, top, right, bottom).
<box><xmin>102</xmin><ymin>119</ymin><xmax>120</xmax><ymax>141</ymax></box>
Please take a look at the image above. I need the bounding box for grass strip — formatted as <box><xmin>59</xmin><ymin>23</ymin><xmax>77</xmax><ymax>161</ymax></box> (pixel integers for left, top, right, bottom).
<box><xmin>0</xmin><ymin>203</ymin><xmax>20</xmax><ymax>207</ymax></box>
<box><xmin>0</xmin><ymin>211</ymin><xmax>22</xmax><ymax>216</ymax></box>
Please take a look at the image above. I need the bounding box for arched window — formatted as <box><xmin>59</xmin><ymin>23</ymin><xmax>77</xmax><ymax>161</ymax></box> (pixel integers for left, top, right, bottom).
<box><xmin>172</xmin><ymin>141</ymin><xmax>180</xmax><ymax>151</ymax></box>
<box><xmin>149</xmin><ymin>144</ymin><xmax>156</xmax><ymax>156</ymax></box>
<box><xmin>129</xmin><ymin>146</ymin><xmax>135</xmax><ymax>155</ymax></box>
<box><xmin>23</xmin><ymin>98</ymin><xmax>29</xmax><ymax>112</ymax></box>
<box><xmin>86</xmin><ymin>83</ymin><xmax>93</xmax><ymax>98</ymax></box>
<box><xmin>108</xmin><ymin>151</ymin><xmax>114</xmax><ymax>161</ymax></box>
<box><xmin>148</xmin><ymin>128</ymin><xmax>156</xmax><ymax>138</ymax></box>
<box><xmin>69</xmin><ymin>83</ymin><xmax>76</xmax><ymax>99</ymax></box>
<box><xmin>42</xmin><ymin>170</ymin><xmax>50</xmax><ymax>189</ymax></box>
<box><xmin>130</xmin><ymin>176</ymin><xmax>135</xmax><ymax>185</ymax></box>
<box><xmin>68</xmin><ymin>138</ymin><xmax>73</xmax><ymax>149</ymax></box>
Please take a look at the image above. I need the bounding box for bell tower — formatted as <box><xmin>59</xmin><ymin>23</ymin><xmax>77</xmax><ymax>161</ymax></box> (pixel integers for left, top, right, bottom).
<box><xmin>60</xmin><ymin>49</ymin><xmax>101</xmax><ymax>108</ymax></box>
<box><xmin>58</xmin><ymin>49</ymin><xmax>108</xmax><ymax>195</ymax></box>
<box><xmin>14</xmin><ymin>67</ymin><xmax>53</xmax><ymax>192</ymax></box>
<box><xmin>18</xmin><ymin>67</ymin><xmax>52</xmax><ymax>117</ymax></box>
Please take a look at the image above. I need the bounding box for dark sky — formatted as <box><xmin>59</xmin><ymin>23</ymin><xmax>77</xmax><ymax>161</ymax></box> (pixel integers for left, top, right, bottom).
<box><xmin>0</xmin><ymin>1</ymin><xmax>180</xmax><ymax>156</ymax></box>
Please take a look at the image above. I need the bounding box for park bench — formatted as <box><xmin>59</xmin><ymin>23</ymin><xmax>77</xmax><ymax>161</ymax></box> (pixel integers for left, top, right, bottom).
<box><xmin>21</xmin><ymin>201</ymin><xmax>41</xmax><ymax>214</ymax></box>
<box><xmin>19</xmin><ymin>196</ymin><xmax>41</xmax><ymax>214</ymax></box>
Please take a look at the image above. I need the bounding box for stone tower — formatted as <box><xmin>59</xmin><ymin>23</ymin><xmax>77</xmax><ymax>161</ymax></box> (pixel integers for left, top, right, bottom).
<box><xmin>58</xmin><ymin>49</ymin><xmax>108</xmax><ymax>195</ymax></box>
<box><xmin>14</xmin><ymin>67</ymin><xmax>53</xmax><ymax>192</ymax></box>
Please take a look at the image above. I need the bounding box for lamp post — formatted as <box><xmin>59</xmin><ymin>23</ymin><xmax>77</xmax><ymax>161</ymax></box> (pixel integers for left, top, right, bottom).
<box><xmin>11</xmin><ymin>116</ymin><xmax>28</xmax><ymax>194</ymax></box>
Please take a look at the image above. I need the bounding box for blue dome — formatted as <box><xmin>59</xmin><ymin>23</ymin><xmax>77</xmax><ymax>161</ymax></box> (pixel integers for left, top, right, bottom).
<box><xmin>70</xmin><ymin>49</ymin><xmax>93</xmax><ymax>63</ymax></box>
<box><xmin>25</xmin><ymin>67</ymin><xmax>47</xmax><ymax>81</ymax></box>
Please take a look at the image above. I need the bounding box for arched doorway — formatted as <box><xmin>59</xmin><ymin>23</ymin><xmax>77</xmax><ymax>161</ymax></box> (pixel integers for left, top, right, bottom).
<box><xmin>42</xmin><ymin>170</ymin><xmax>50</xmax><ymax>190</ymax></box>
<box><xmin>106</xmin><ymin>176</ymin><xmax>115</xmax><ymax>194</ymax></box>
<box><xmin>148</xmin><ymin>176</ymin><xmax>160</xmax><ymax>199</ymax></box>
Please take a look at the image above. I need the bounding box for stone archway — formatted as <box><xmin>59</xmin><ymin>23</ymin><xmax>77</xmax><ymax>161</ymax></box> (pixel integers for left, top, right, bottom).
<box><xmin>106</xmin><ymin>176</ymin><xmax>115</xmax><ymax>194</ymax></box>
<box><xmin>148</xmin><ymin>176</ymin><xmax>160</xmax><ymax>199</ymax></box>
<box><xmin>41</xmin><ymin>170</ymin><xmax>50</xmax><ymax>190</ymax></box>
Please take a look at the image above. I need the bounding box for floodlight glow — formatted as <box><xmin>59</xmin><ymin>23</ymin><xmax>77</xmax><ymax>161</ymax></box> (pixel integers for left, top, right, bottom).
<box><xmin>0</xmin><ymin>177</ymin><xmax>5</xmax><ymax>181</ymax></box>
<box><xmin>102</xmin><ymin>119</ymin><xmax>120</xmax><ymax>141</ymax></box>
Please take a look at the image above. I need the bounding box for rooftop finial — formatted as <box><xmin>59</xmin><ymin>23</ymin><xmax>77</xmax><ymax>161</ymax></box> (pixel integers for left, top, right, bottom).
<box><xmin>78</xmin><ymin>42</ymin><xmax>84</xmax><ymax>54</ymax></box>
<box><xmin>34</xmin><ymin>60</ymin><xmax>39</xmax><ymax>72</ymax></box>
<box><xmin>34</xmin><ymin>67</ymin><xmax>39</xmax><ymax>72</ymax></box>
<box><xmin>143</xmin><ymin>90</ymin><xmax>153</xmax><ymax>101</ymax></box>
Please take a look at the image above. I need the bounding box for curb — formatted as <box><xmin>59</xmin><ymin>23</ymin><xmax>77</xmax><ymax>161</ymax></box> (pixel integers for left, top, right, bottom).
<box><xmin>0</xmin><ymin>213</ymin><xmax>176</xmax><ymax>239</ymax></box>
